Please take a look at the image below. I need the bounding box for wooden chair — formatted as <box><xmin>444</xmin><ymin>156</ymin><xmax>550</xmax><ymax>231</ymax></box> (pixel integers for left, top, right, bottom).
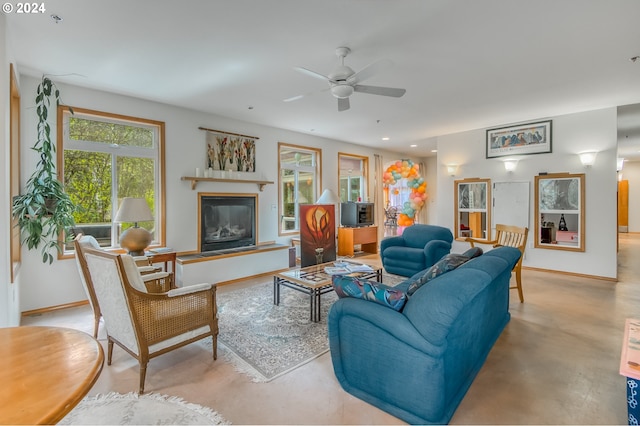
<box><xmin>73</xmin><ymin>234</ymin><xmax>175</xmax><ymax>337</ymax></box>
<box><xmin>81</xmin><ymin>246</ymin><xmax>218</xmax><ymax>393</ymax></box>
<box><xmin>466</xmin><ymin>224</ymin><xmax>528</xmax><ymax>303</ymax></box>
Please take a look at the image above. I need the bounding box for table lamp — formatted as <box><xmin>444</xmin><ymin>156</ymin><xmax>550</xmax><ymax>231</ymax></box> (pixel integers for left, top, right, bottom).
<box><xmin>114</xmin><ymin>197</ymin><xmax>153</xmax><ymax>256</ymax></box>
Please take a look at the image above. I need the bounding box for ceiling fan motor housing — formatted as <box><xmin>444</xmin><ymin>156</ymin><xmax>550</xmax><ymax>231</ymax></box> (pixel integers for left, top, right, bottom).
<box><xmin>331</xmin><ymin>84</ymin><xmax>354</xmax><ymax>99</ymax></box>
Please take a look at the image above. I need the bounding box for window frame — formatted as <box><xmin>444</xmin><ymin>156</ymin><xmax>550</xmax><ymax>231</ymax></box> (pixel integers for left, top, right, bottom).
<box><xmin>57</xmin><ymin>105</ymin><xmax>166</xmax><ymax>257</ymax></box>
<box><xmin>278</xmin><ymin>142</ymin><xmax>322</xmax><ymax>236</ymax></box>
<box><xmin>338</xmin><ymin>152</ymin><xmax>368</xmax><ymax>203</ymax></box>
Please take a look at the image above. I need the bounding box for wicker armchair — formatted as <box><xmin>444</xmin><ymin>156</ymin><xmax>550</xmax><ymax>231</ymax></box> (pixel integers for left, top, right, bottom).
<box><xmin>80</xmin><ymin>247</ymin><xmax>218</xmax><ymax>393</ymax></box>
<box><xmin>74</xmin><ymin>234</ymin><xmax>175</xmax><ymax>337</ymax></box>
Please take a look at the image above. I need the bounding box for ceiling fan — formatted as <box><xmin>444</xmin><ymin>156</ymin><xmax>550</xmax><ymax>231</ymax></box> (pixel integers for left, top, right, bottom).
<box><xmin>284</xmin><ymin>47</ymin><xmax>406</xmax><ymax>112</ymax></box>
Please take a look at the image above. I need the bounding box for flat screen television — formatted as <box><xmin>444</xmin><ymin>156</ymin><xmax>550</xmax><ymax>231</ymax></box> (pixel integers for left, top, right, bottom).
<box><xmin>340</xmin><ymin>202</ymin><xmax>374</xmax><ymax>227</ymax></box>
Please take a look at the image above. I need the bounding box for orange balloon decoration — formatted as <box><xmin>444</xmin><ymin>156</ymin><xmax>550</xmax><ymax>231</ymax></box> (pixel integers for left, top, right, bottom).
<box><xmin>382</xmin><ymin>159</ymin><xmax>427</xmax><ymax>226</ymax></box>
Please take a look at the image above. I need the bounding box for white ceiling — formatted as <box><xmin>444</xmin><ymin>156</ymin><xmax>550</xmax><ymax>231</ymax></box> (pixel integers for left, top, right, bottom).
<box><xmin>6</xmin><ymin>0</ymin><xmax>640</xmax><ymax>158</ymax></box>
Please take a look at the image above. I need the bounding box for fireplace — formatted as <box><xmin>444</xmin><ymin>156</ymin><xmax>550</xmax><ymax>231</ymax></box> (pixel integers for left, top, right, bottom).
<box><xmin>199</xmin><ymin>194</ymin><xmax>257</xmax><ymax>253</ymax></box>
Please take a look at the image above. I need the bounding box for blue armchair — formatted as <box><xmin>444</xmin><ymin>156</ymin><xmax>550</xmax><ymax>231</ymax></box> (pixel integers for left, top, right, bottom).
<box><xmin>380</xmin><ymin>224</ymin><xmax>453</xmax><ymax>277</ymax></box>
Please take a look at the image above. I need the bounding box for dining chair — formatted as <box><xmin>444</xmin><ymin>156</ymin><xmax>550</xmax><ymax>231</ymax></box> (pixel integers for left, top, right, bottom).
<box><xmin>466</xmin><ymin>224</ymin><xmax>528</xmax><ymax>302</ymax></box>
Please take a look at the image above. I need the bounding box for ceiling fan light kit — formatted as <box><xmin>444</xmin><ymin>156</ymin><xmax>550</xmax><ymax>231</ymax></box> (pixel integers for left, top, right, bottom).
<box><xmin>287</xmin><ymin>46</ymin><xmax>406</xmax><ymax>111</ymax></box>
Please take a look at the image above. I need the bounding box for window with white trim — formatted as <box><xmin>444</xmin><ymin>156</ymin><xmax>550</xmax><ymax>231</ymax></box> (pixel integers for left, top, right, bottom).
<box><xmin>59</xmin><ymin>106</ymin><xmax>165</xmax><ymax>251</ymax></box>
<box><xmin>278</xmin><ymin>143</ymin><xmax>321</xmax><ymax>234</ymax></box>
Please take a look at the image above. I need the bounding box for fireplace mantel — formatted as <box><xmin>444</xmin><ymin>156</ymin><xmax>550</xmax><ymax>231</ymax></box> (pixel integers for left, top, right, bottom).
<box><xmin>182</xmin><ymin>176</ymin><xmax>274</xmax><ymax>191</ymax></box>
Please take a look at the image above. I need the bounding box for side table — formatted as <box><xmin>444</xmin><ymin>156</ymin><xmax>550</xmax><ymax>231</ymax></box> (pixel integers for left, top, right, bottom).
<box><xmin>145</xmin><ymin>249</ymin><xmax>176</xmax><ymax>273</ymax></box>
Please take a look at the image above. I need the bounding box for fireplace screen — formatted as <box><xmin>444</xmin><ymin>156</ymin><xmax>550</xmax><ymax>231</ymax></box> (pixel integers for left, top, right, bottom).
<box><xmin>200</xmin><ymin>195</ymin><xmax>256</xmax><ymax>252</ymax></box>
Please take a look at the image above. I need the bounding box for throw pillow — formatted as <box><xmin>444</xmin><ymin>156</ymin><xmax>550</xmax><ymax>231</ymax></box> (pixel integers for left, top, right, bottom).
<box><xmin>461</xmin><ymin>246</ymin><xmax>483</xmax><ymax>259</ymax></box>
<box><xmin>332</xmin><ymin>275</ymin><xmax>407</xmax><ymax>312</ymax></box>
<box><xmin>406</xmin><ymin>253</ymin><xmax>471</xmax><ymax>296</ymax></box>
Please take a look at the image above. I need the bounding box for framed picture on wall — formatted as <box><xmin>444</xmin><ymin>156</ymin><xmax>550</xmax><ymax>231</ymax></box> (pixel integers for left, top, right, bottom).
<box><xmin>486</xmin><ymin>120</ymin><xmax>552</xmax><ymax>158</ymax></box>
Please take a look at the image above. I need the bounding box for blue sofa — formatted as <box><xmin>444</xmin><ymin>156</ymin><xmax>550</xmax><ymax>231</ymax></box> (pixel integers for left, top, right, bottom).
<box><xmin>328</xmin><ymin>246</ymin><xmax>521</xmax><ymax>425</ymax></box>
<box><xmin>380</xmin><ymin>224</ymin><xmax>453</xmax><ymax>277</ymax></box>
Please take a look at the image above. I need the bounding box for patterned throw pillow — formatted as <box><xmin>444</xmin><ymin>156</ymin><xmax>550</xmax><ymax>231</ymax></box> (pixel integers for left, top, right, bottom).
<box><xmin>461</xmin><ymin>246</ymin><xmax>483</xmax><ymax>259</ymax></box>
<box><xmin>332</xmin><ymin>275</ymin><xmax>407</xmax><ymax>312</ymax></box>
<box><xmin>406</xmin><ymin>253</ymin><xmax>473</xmax><ymax>296</ymax></box>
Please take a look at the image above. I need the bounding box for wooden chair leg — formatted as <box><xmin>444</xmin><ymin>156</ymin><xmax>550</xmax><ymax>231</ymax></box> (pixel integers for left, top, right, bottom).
<box><xmin>107</xmin><ymin>340</ymin><xmax>114</xmax><ymax>365</ymax></box>
<box><xmin>213</xmin><ymin>335</ymin><xmax>218</xmax><ymax>360</ymax></box>
<box><xmin>514</xmin><ymin>267</ymin><xmax>524</xmax><ymax>303</ymax></box>
<box><xmin>139</xmin><ymin>362</ymin><xmax>148</xmax><ymax>394</ymax></box>
<box><xmin>92</xmin><ymin>314</ymin><xmax>100</xmax><ymax>338</ymax></box>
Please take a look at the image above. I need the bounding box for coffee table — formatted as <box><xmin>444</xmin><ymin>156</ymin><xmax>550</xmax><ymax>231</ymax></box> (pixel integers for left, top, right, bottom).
<box><xmin>273</xmin><ymin>261</ymin><xmax>382</xmax><ymax>322</ymax></box>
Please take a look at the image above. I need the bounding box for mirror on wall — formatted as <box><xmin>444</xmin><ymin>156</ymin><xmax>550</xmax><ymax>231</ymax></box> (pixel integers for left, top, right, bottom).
<box><xmin>534</xmin><ymin>173</ymin><xmax>585</xmax><ymax>251</ymax></box>
<box><xmin>454</xmin><ymin>178</ymin><xmax>491</xmax><ymax>241</ymax></box>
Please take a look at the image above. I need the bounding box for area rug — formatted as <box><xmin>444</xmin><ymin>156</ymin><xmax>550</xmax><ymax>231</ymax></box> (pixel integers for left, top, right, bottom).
<box><xmin>206</xmin><ymin>273</ymin><xmax>406</xmax><ymax>382</ymax></box>
<box><xmin>59</xmin><ymin>392</ymin><xmax>229</xmax><ymax>425</ymax></box>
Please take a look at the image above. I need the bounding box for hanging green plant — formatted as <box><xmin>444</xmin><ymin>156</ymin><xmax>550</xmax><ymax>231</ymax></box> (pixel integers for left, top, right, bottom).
<box><xmin>12</xmin><ymin>76</ymin><xmax>77</xmax><ymax>264</ymax></box>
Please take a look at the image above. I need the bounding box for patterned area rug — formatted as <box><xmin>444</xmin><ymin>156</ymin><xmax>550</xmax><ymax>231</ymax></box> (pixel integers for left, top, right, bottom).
<box><xmin>207</xmin><ymin>273</ymin><xmax>406</xmax><ymax>382</ymax></box>
<box><xmin>59</xmin><ymin>392</ymin><xmax>229</xmax><ymax>425</ymax></box>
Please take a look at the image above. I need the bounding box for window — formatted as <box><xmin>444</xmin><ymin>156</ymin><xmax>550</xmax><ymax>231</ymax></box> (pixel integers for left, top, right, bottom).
<box><xmin>58</xmin><ymin>106</ymin><xmax>165</xmax><ymax>251</ymax></box>
<box><xmin>278</xmin><ymin>143</ymin><xmax>321</xmax><ymax>234</ymax></box>
<box><xmin>338</xmin><ymin>153</ymin><xmax>368</xmax><ymax>202</ymax></box>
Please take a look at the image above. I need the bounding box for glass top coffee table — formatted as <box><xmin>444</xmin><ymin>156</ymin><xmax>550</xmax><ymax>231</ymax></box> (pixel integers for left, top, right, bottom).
<box><xmin>273</xmin><ymin>260</ymin><xmax>382</xmax><ymax>322</ymax></box>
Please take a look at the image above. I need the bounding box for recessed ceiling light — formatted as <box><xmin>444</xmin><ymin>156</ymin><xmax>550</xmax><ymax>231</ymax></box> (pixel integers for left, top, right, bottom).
<box><xmin>431</xmin><ymin>149</ymin><xmax>438</xmax><ymax>153</ymax></box>
<box><xmin>382</xmin><ymin>137</ymin><xmax>390</xmax><ymax>141</ymax></box>
<box><xmin>410</xmin><ymin>144</ymin><xmax>417</xmax><ymax>148</ymax></box>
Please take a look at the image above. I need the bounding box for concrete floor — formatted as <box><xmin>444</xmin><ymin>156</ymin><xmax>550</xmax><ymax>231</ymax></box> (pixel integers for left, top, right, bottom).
<box><xmin>22</xmin><ymin>234</ymin><xmax>638</xmax><ymax>424</ymax></box>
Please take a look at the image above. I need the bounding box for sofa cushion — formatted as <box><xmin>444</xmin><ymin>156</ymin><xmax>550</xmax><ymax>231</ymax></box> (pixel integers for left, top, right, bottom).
<box><xmin>406</xmin><ymin>253</ymin><xmax>471</xmax><ymax>296</ymax></box>
<box><xmin>332</xmin><ymin>275</ymin><xmax>407</xmax><ymax>312</ymax></box>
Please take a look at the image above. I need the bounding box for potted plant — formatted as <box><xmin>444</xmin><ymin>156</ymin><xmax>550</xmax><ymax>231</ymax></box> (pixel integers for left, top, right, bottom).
<box><xmin>12</xmin><ymin>76</ymin><xmax>77</xmax><ymax>264</ymax></box>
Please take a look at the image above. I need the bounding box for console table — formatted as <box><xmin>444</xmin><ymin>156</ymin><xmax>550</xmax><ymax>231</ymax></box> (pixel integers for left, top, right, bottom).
<box><xmin>338</xmin><ymin>226</ymin><xmax>378</xmax><ymax>256</ymax></box>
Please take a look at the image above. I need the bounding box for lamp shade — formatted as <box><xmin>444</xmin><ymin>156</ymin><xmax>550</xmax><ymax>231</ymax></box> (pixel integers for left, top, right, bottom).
<box><xmin>316</xmin><ymin>189</ymin><xmax>340</xmax><ymax>205</ymax></box>
<box><xmin>114</xmin><ymin>197</ymin><xmax>153</xmax><ymax>224</ymax></box>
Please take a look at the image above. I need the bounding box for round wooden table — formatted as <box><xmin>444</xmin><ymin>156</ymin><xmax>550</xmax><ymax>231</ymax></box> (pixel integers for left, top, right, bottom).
<box><xmin>0</xmin><ymin>326</ymin><xmax>104</xmax><ymax>425</ymax></box>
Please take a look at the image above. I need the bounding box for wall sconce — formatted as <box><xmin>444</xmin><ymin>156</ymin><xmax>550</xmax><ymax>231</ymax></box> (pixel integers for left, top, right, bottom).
<box><xmin>617</xmin><ymin>158</ymin><xmax>625</xmax><ymax>172</ymax></box>
<box><xmin>503</xmin><ymin>159</ymin><xmax>519</xmax><ymax>172</ymax></box>
<box><xmin>446</xmin><ymin>164</ymin><xmax>458</xmax><ymax>176</ymax></box>
<box><xmin>578</xmin><ymin>151</ymin><xmax>597</xmax><ymax>167</ymax></box>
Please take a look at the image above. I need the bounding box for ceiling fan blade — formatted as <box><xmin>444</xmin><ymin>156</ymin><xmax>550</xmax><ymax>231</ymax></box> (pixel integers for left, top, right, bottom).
<box><xmin>294</xmin><ymin>66</ymin><xmax>330</xmax><ymax>82</ymax></box>
<box><xmin>354</xmin><ymin>84</ymin><xmax>406</xmax><ymax>98</ymax></box>
<box><xmin>348</xmin><ymin>59</ymin><xmax>394</xmax><ymax>84</ymax></box>
<box><xmin>283</xmin><ymin>87</ymin><xmax>330</xmax><ymax>103</ymax></box>
<box><xmin>283</xmin><ymin>94</ymin><xmax>305</xmax><ymax>102</ymax></box>
<box><xmin>338</xmin><ymin>97</ymin><xmax>350</xmax><ymax>112</ymax></box>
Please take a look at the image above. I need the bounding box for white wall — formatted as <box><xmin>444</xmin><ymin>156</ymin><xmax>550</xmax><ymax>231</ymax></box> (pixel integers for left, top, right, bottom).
<box><xmin>436</xmin><ymin>108</ymin><xmax>618</xmax><ymax>279</ymax></box>
<box><xmin>17</xmin><ymin>75</ymin><xmax>421</xmax><ymax>312</ymax></box>
<box><xmin>0</xmin><ymin>13</ymin><xmax>21</xmax><ymax>327</ymax></box>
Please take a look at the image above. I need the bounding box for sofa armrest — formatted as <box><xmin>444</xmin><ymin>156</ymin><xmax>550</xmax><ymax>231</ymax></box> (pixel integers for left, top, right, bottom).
<box><xmin>380</xmin><ymin>235</ymin><xmax>406</xmax><ymax>253</ymax></box>
<box><xmin>329</xmin><ymin>298</ymin><xmax>445</xmax><ymax>357</ymax></box>
<box><xmin>423</xmin><ymin>239</ymin><xmax>452</xmax><ymax>265</ymax></box>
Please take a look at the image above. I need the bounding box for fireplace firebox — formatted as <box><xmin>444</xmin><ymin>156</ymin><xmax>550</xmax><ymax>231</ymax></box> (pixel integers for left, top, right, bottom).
<box><xmin>199</xmin><ymin>194</ymin><xmax>256</xmax><ymax>253</ymax></box>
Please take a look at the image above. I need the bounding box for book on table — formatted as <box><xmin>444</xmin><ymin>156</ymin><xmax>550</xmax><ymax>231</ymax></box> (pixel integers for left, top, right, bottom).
<box><xmin>324</xmin><ymin>262</ymin><xmax>374</xmax><ymax>275</ymax></box>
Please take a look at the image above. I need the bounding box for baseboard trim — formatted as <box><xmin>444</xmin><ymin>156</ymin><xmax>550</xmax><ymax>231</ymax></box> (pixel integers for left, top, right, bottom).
<box><xmin>22</xmin><ymin>300</ymin><xmax>89</xmax><ymax>317</ymax></box>
<box><xmin>522</xmin><ymin>266</ymin><xmax>617</xmax><ymax>282</ymax></box>
<box><xmin>216</xmin><ymin>268</ymin><xmax>290</xmax><ymax>287</ymax></box>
